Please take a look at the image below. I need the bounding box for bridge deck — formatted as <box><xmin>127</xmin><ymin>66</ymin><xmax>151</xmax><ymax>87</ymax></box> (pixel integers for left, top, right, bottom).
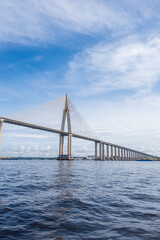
<box><xmin>0</xmin><ymin>117</ymin><xmax>156</xmax><ymax>158</ymax></box>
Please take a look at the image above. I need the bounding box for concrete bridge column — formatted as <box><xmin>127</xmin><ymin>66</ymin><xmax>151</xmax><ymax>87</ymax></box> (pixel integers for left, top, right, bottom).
<box><xmin>68</xmin><ymin>133</ymin><xmax>72</xmax><ymax>160</ymax></box>
<box><xmin>111</xmin><ymin>146</ymin><xmax>113</xmax><ymax>160</ymax></box>
<box><xmin>121</xmin><ymin>148</ymin><xmax>123</xmax><ymax>161</ymax></box>
<box><xmin>115</xmin><ymin>147</ymin><xmax>117</xmax><ymax>160</ymax></box>
<box><xmin>126</xmin><ymin>149</ymin><xmax>128</xmax><ymax>161</ymax></box>
<box><xmin>107</xmin><ymin>145</ymin><xmax>110</xmax><ymax>160</ymax></box>
<box><xmin>128</xmin><ymin>150</ymin><xmax>130</xmax><ymax>161</ymax></box>
<box><xmin>95</xmin><ymin>142</ymin><xmax>98</xmax><ymax>160</ymax></box>
<box><xmin>124</xmin><ymin>149</ymin><xmax>126</xmax><ymax>161</ymax></box>
<box><xmin>118</xmin><ymin>147</ymin><xmax>120</xmax><ymax>161</ymax></box>
<box><xmin>133</xmin><ymin>152</ymin><xmax>135</xmax><ymax>161</ymax></box>
<box><xmin>59</xmin><ymin>135</ymin><xmax>64</xmax><ymax>156</ymax></box>
<box><xmin>99</xmin><ymin>142</ymin><xmax>102</xmax><ymax>160</ymax></box>
<box><xmin>102</xmin><ymin>143</ymin><xmax>105</xmax><ymax>160</ymax></box>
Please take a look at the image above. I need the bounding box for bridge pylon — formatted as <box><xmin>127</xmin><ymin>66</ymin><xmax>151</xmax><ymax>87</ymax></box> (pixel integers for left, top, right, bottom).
<box><xmin>57</xmin><ymin>94</ymin><xmax>73</xmax><ymax>160</ymax></box>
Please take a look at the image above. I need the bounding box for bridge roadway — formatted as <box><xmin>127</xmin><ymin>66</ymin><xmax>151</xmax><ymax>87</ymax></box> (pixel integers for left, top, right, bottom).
<box><xmin>0</xmin><ymin>117</ymin><xmax>156</xmax><ymax>159</ymax></box>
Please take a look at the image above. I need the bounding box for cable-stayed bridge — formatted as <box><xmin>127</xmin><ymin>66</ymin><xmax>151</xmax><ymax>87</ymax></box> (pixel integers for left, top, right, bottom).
<box><xmin>0</xmin><ymin>95</ymin><xmax>157</xmax><ymax>160</ymax></box>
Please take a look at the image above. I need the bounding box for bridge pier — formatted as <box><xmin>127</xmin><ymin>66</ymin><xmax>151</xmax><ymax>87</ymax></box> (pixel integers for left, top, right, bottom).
<box><xmin>126</xmin><ymin>150</ymin><xmax>128</xmax><ymax>160</ymax></box>
<box><xmin>121</xmin><ymin>148</ymin><xmax>123</xmax><ymax>161</ymax></box>
<box><xmin>95</xmin><ymin>142</ymin><xmax>98</xmax><ymax>160</ymax></box>
<box><xmin>124</xmin><ymin>149</ymin><xmax>126</xmax><ymax>161</ymax></box>
<box><xmin>107</xmin><ymin>145</ymin><xmax>110</xmax><ymax>160</ymax></box>
<box><xmin>57</xmin><ymin>94</ymin><xmax>74</xmax><ymax>160</ymax></box>
<box><xmin>136</xmin><ymin>152</ymin><xmax>138</xmax><ymax>160</ymax></box>
<box><xmin>59</xmin><ymin>135</ymin><xmax>64</xmax><ymax>156</ymax></box>
<box><xmin>58</xmin><ymin>134</ymin><xmax>73</xmax><ymax>160</ymax></box>
<box><xmin>68</xmin><ymin>133</ymin><xmax>72</xmax><ymax>160</ymax></box>
<box><xmin>115</xmin><ymin>147</ymin><xmax>117</xmax><ymax>160</ymax></box>
<box><xmin>118</xmin><ymin>147</ymin><xmax>120</xmax><ymax>161</ymax></box>
<box><xmin>102</xmin><ymin>143</ymin><xmax>105</xmax><ymax>160</ymax></box>
<box><xmin>100</xmin><ymin>142</ymin><xmax>101</xmax><ymax>159</ymax></box>
<box><xmin>127</xmin><ymin>150</ymin><xmax>129</xmax><ymax>161</ymax></box>
<box><xmin>111</xmin><ymin>145</ymin><xmax>113</xmax><ymax>160</ymax></box>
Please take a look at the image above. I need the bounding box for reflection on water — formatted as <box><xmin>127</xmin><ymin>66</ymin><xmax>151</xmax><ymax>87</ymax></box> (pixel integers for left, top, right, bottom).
<box><xmin>1</xmin><ymin>160</ymin><xmax>160</xmax><ymax>240</ymax></box>
<box><xmin>54</xmin><ymin>161</ymin><xmax>73</xmax><ymax>240</ymax></box>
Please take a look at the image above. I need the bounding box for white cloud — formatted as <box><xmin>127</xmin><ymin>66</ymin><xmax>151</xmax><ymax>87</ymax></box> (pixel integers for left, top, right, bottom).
<box><xmin>32</xmin><ymin>55</ymin><xmax>43</xmax><ymax>61</ymax></box>
<box><xmin>0</xmin><ymin>0</ymin><xmax>148</xmax><ymax>44</ymax></box>
<box><xmin>67</xmin><ymin>37</ymin><xmax>160</xmax><ymax>95</ymax></box>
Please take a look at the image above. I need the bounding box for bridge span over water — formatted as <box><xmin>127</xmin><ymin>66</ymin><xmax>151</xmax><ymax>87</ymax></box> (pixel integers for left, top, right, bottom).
<box><xmin>0</xmin><ymin>95</ymin><xmax>157</xmax><ymax>160</ymax></box>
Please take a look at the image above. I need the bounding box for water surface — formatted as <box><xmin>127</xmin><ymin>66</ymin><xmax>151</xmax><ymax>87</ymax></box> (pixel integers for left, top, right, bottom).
<box><xmin>0</xmin><ymin>160</ymin><xmax>160</xmax><ymax>239</ymax></box>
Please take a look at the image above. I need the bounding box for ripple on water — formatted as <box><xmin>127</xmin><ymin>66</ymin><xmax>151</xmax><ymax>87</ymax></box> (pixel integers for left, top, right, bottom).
<box><xmin>1</xmin><ymin>160</ymin><xmax>160</xmax><ymax>240</ymax></box>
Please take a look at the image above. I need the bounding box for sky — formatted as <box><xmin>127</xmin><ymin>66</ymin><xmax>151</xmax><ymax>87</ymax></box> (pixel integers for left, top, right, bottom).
<box><xmin>1</xmin><ymin>0</ymin><xmax>160</xmax><ymax>157</ymax></box>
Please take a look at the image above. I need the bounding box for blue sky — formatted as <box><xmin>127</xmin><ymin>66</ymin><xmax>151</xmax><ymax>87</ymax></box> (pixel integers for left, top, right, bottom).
<box><xmin>1</xmin><ymin>0</ymin><xmax>160</xmax><ymax>156</ymax></box>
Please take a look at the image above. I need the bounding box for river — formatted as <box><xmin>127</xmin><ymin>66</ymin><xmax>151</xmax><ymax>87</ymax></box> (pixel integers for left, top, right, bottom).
<box><xmin>0</xmin><ymin>159</ymin><xmax>160</xmax><ymax>239</ymax></box>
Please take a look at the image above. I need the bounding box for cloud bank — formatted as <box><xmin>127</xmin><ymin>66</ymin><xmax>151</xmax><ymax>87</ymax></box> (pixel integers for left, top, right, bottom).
<box><xmin>0</xmin><ymin>0</ymin><xmax>157</xmax><ymax>44</ymax></box>
<box><xmin>67</xmin><ymin>37</ymin><xmax>160</xmax><ymax>96</ymax></box>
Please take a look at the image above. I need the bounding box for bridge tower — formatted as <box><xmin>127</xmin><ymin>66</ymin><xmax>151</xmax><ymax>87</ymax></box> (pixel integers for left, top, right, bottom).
<box><xmin>57</xmin><ymin>94</ymin><xmax>73</xmax><ymax>160</ymax></box>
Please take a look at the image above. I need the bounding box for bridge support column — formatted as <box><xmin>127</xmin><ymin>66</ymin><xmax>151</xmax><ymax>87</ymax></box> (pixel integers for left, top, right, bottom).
<box><xmin>126</xmin><ymin>150</ymin><xmax>128</xmax><ymax>160</ymax></box>
<box><xmin>95</xmin><ymin>142</ymin><xmax>98</xmax><ymax>160</ymax></box>
<box><xmin>121</xmin><ymin>148</ymin><xmax>123</xmax><ymax>161</ymax></box>
<box><xmin>58</xmin><ymin>133</ymin><xmax>73</xmax><ymax>160</ymax></box>
<box><xmin>99</xmin><ymin>142</ymin><xmax>102</xmax><ymax>160</ymax></box>
<box><xmin>124</xmin><ymin>149</ymin><xmax>126</xmax><ymax>161</ymax></box>
<box><xmin>111</xmin><ymin>146</ymin><xmax>113</xmax><ymax>160</ymax></box>
<box><xmin>118</xmin><ymin>148</ymin><xmax>120</xmax><ymax>161</ymax></box>
<box><xmin>59</xmin><ymin>135</ymin><xmax>64</xmax><ymax>156</ymax></box>
<box><xmin>0</xmin><ymin>119</ymin><xmax>3</xmax><ymax>155</ymax></box>
<box><xmin>107</xmin><ymin>145</ymin><xmax>110</xmax><ymax>160</ymax></box>
<box><xmin>127</xmin><ymin>150</ymin><xmax>129</xmax><ymax>161</ymax></box>
<box><xmin>102</xmin><ymin>143</ymin><xmax>105</xmax><ymax>160</ymax></box>
<box><xmin>115</xmin><ymin>147</ymin><xmax>117</xmax><ymax>160</ymax></box>
<box><xmin>67</xmin><ymin>133</ymin><xmax>73</xmax><ymax>160</ymax></box>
